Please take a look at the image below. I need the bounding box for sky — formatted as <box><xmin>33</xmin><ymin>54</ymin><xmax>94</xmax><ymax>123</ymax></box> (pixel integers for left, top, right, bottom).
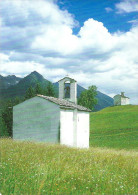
<box><xmin>0</xmin><ymin>0</ymin><xmax>138</xmax><ymax>104</ymax></box>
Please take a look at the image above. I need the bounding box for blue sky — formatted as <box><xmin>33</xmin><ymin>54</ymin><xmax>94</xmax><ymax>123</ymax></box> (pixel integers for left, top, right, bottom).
<box><xmin>58</xmin><ymin>0</ymin><xmax>137</xmax><ymax>33</ymax></box>
<box><xmin>0</xmin><ymin>0</ymin><xmax>138</xmax><ymax>104</ymax></box>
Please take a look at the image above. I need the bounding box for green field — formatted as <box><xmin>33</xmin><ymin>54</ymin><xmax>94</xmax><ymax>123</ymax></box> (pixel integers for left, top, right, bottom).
<box><xmin>90</xmin><ymin>105</ymin><xmax>138</xmax><ymax>149</ymax></box>
<box><xmin>0</xmin><ymin>139</ymin><xmax>138</xmax><ymax>195</ymax></box>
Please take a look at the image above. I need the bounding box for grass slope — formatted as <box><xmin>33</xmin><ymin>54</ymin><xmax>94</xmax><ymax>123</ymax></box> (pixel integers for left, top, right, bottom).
<box><xmin>90</xmin><ymin>105</ymin><xmax>138</xmax><ymax>149</ymax></box>
<box><xmin>0</xmin><ymin>139</ymin><xmax>138</xmax><ymax>195</ymax></box>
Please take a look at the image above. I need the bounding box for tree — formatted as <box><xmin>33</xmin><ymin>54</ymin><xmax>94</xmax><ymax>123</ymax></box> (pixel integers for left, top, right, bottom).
<box><xmin>78</xmin><ymin>85</ymin><xmax>98</xmax><ymax>111</ymax></box>
<box><xmin>25</xmin><ymin>86</ymin><xmax>35</xmax><ymax>99</ymax></box>
<box><xmin>0</xmin><ymin>117</ymin><xmax>9</xmax><ymax>137</ymax></box>
<box><xmin>0</xmin><ymin>96</ymin><xmax>24</xmax><ymax>138</ymax></box>
<box><xmin>13</xmin><ymin>97</ymin><xmax>21</xmax><ymax>106</ymax></box>
<box><xmin>34</xmin><ymin>83</ymin><xmax>43</xmax><ymax>95</ymax></box>
<box><xmin>1</xmin><ymin>100</ymin><xmax>13</xmax><ymax>137</ymax></box>
<box><xmin>45</xmin><ymin>82</ymin><xmax>55</xmax><ymax>97</ymax></box>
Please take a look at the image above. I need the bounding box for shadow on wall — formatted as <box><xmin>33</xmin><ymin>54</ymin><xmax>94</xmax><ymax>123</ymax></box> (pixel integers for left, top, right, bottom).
<box><xmin>58</xmin><ymin>123</ymin><xmax>60</xmax><ymax>143</ymax></box>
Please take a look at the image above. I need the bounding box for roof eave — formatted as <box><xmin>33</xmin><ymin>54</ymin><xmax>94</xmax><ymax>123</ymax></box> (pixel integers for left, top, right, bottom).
<box><xmin>58</xmin><ymin>76</ymin><xmax>76</xmax><ymax>82</ymax></box>
<box><xmin>60</xmin><ymin>106</ymin><xmax>91</xmax><ymax>112</ymax></box>
<box><xmin>37</xmin><ymin>94</ymin><xmax>91</xmax><ymax>112</ymax></box>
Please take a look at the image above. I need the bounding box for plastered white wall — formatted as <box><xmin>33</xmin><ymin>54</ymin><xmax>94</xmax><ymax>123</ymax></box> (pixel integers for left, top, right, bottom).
<box><xmin>60</xmin><ymin>109</ymin><xmax>74</xmax><ymax>147</ymax></box>
<box><xmin>70</xmin><ymin>82</ymin><xmax>77</xmax><ymax>104</ymax></box>
<box><xmin>121</xmin><ymin>97</ymin><xmax>129</xmax><ymax>105</ymax></box>
<box><xmin>60</xmin><ymin>109</ymin><xmax>89</xmax><ymax>148</ymax></box>
<box><xmin>59</xmin><ymin>80</ymin><xmax>64</xmax><ymax>99</ymax></box>
<box><xmin>77</xmin><ymin>111</ymin><xmax>89</xmax><ymax>148</ymax></box>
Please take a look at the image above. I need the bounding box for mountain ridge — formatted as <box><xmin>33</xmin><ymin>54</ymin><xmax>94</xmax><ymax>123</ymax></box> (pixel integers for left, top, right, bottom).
<box><xmin>0</xmin><ymin>74</ymin><xmax>22</xmax><ymax>90</ymax></box>
<box><xmin>0</xmin><ymin>71</ymin><xmax>50</xmax><ymax>99</ymax></box>
<box><xmin>0</xmin><ymin>71</ymin><xmax>113</xmax><ymax>110</ymax></box>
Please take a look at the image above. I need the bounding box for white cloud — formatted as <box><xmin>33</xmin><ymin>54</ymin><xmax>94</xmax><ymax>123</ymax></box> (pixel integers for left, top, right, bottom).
<box><xmin>32</xmin><ymin>18</ymin><xmax>117</xmax><ymax>55</ymax></box>
<box><xmin>0</xmin><ymin>55</ymin><xmax>67</xmax><ymax>80</ymax></box>
<box><xmin>0</xmin><ymin>53</ymin><xmax>9</xmax><ymax>62</ymax></box>
<box><xmin>115</xmin><ymin>0</ymin><xmax>138</xmax><ymax>13</ymax></box>
<box><xmin>105</xmin><ymin>7</ymin><xmax>113</xmax><ymax>13</ymax></box>
<box><xmin>32</xmin><ymin>24</ymin><xmax>80</xmax><ymax>55</ymax></box>
<box><xmin>78</xmin><ymin>19</ymin><xmax>117</xmax><ymax>53</ymax></box>
<box><xmin>0</xmin><ymin>0</ymin><xmax>138</xmax><ymax>104</ymax></box>
<box><xmin>0</xmin><ymin>0</ymin><xmax>77</xmax><ymax>51</ymax></box>
<box><xmin>1</xmin><ymin>0</ymin><xmax>75</xmax><ymax>27</ymax></box>
<box><xmin>128</xmin><ymin>19</ymin><xmax>138</xmax><ymax>26</ymax></box>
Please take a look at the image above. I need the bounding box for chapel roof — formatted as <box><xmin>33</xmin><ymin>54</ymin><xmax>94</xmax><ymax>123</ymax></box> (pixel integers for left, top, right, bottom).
<box><xmin>37</xmin><ymin>95</ymin><xmax>91</xmax><ymax>112</ymax></box>
<box><xmin>121</xmin><ymin>95</ymin><xmax>129</xmax><ymax>98</ymax></box>
<box><xmin>58</xmin><ymin>76</ymin><xmax>76</xmax><ymax>82</ymax></box>
<box><xmin>113</xmin><ymin>94</ymin><xmax>129</xmax><ymax>99</ymax></box>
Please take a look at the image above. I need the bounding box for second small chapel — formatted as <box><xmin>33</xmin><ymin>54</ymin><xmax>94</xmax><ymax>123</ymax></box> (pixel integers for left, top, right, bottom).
<box><xmin>13</xmin><ymin>76</ymin><xmax>91</xmax><ymax>148</ymax></box>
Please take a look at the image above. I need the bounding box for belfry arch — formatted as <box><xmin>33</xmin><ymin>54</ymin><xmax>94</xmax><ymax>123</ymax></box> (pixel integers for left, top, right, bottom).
<box><xmin>58</xmin><ymin>76</ymin><xmax>77</xmax><ymax>104</ymax></box>
<box><xmin>64</xmin><ymin>80</ymin><xmax>71</xmax><ymax>99</ymax></box>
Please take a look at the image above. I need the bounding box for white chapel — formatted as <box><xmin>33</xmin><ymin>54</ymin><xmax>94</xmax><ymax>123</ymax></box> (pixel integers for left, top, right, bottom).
<box><xmin>13</xmin><ymin>76</ymin><xmax>91</xmax><ymax>148</ymax></box>
<box><xmin>114</xmin><ymin>92</ymin><xmax>130</xmax><ymax>106</ymax></box>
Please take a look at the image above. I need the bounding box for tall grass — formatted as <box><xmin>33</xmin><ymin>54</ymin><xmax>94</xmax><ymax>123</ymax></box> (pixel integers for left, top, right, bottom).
<box><xmin>0</xmin><ymin>138</ymin><xmax>138</xmax><ymax>194</ymax></box>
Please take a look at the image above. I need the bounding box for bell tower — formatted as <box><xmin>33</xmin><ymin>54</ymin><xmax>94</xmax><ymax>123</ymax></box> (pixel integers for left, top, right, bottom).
<box><xmin>58</xmin><ymin>76</ymin><xmax>77</xmax><ymax>104</ymax></box>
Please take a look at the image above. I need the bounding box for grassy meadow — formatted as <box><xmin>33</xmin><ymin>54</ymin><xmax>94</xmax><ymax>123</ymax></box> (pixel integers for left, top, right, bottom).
<box><xmin>0</xmin><ymin>138</ymin><xmax>138</xmax><ymax>195</ymax></box>
<box><xmin>0</xmin><ymin>105</ymin><xmax>138</xmax><ymax>194</ymax></box>
<box><xmin>90</xmin><ymin>105</ymin><xmax>138</xmax><ymax>149</ymax></box>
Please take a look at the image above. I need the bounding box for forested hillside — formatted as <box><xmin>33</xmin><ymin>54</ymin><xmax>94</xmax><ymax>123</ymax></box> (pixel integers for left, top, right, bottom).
<box><xmin>0</xmin><ymin>71</ymin><xmax>113</xmax><ymax>111</ymax></box>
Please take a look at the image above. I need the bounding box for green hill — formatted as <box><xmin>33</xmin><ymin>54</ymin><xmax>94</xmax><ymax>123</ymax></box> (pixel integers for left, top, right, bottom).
<box><xmin>90</xmin><ymin>105</ymin><xmax>138</xmax><ymax>149</ymax></box>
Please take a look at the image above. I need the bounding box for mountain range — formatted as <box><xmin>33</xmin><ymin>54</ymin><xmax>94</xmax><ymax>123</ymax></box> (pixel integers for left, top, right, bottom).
<box><xmin>0</xmin><ymin>71</ymin><xmax>113</xmax><ymax>111</ymax></box>
<box><xmin>0</xmin><ymin>75</ymin><xmax>21</xmax><ymax>90</ymax></box>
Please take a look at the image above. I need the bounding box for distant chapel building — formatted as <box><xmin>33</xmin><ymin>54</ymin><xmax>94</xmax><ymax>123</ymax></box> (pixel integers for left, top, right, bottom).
<box><xmin>13</xmin><ymin>76</ymin><xmax>91</xmax><ymax>148</ymax></box>
<box><xmin>113</xmin><ymin>92</ymin><xmax>130</xmax><ymax>106</ymax></box>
